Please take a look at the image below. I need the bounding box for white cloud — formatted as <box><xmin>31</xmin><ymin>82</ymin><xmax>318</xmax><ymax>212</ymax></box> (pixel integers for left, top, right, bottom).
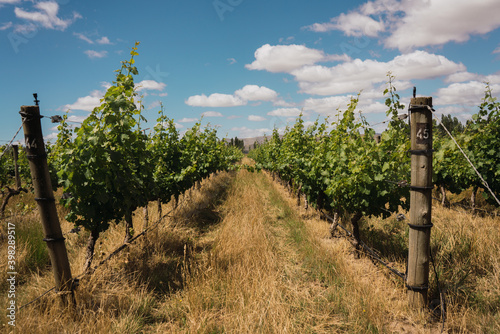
<box><xmin>230</xmin><ymin>126</ymin><xmax>273</xmax><ymax>138</ymax></box>
<box><xmin>0</xmin><ymin>22</ymin><xmax>13</xmax><ymax>30</ymax></box>
<box><xmin>186</xmin><ymin>84</ymin><xmax>280</xmax><ymax>107</ymax></box>
<box><xmin>96</xmin><ymin>36</ymin><xmax>111</xmax><ymax>45</ymax></box>
<box><xmin>273</xmin><ymin>99</ymin><xmax>296</xmax><ymax>107</ymax></box>
<box><xmin>306</xmin><ymin>11</ymin><xmax>385</xmax><ymax>37</ymax></box>
<box><xmin>136</xmin><ymin>80</ymin><xmax>166</xmax><ymax>92</ymax></box>
<box><xmin>62</xmin><ymin>90</ymin><xmax>103</xmax><ymax>112</ymax></box>
<box><xmin>67</xmin><ymin>115</ymin><xmax>87</xmax><ymax>123</ymax></box>
<box><xmin>178</xmin><ymin>117</ymin><xmax>198</xmax><ymax>123</ymax></box>
<box><xmin>279</xmin><ymin>36</ymin><xmax>295</xmax><ymax>44</ymax></box>
<box><xmin>44</xmin><ymin>132</ymin><xmax>58</xmax><ymax>141</ymax></box>
<box><xmin>245</xmin><ymin>44</ymin><xmax>348</xmax><ymax>73</ymax></box>
<box><xmin>248</xmin><ymin>115</ymin><xmax>267</xmax><ymax>121</ymax></box>
<box><xmin>306</xmin><ymin>0</ymin><xmax>500</xmax><ymax>51</ymax></box>
<box><xmin>147</xmin><ymin>101</ymin><xmax>162</xmax><ymax>110</ymax></box>
<box><xmin>234</xmin><ymin>85</ymin><xmax>278</xmax><ymax>101</ymax></box>
<box><xmin>74</xmin><ymin>32</ymin><xmax>94</xmax><ymax>44</ymax></box>
<box><xmin>227</xmin><ymin>57</ymin><xmax>237</xmax><ymax>64</ymax></box>
<box><xmin>0</xmin><ymin>0</ymin><xmax>21</xmax><ymax>4</ymax></box>
<box><xmin>303</xmin><ymin>95</ymin><xmax>388</xmax><ymax>117</ymax></box>
<box><xmin>202</xmin><ymin>111</ymin><xmax>224</xmax><ymax>117</ymax></box>
<box><xmin>186</xmin><ymin>93</ymin><xmax>245</xmax><ymax>107</ymax></box>
<box><xmin>174</xmin><ymin>123</ymin><xmax>184</xmax><ymax>129</ymax></box>
<box><xmin>14</xmin><ymin>1</ymin><xmax>81</xmax><ymax>31</ymax></box>
<box><xmin>485</xmin><ymin>72</ymin><xmax>500</xmax><ymax>84</ymax></box>
<box><xmin>494</xmin><ymin>46</ymin><xmax>500</xmax><ymax>54</ymax></box>
<box><xmin>100</xmin><ymin>81</ymin><xmax>112</xmax><ymax>90</ymax></box>
<box><xmin>294</xmin><ymin>50</ymin><xmax>465</xmax><ymax>95</ymax></box>
<box><xmin>445</xmin><ymin>71</ymin><xmax>482</xmax><ymax>83</ymax></box>
<box><xmin>267</xmin><ymin>108</ymin><xmax>303</xmax><ymax>117</ymax></box>
<box><xmin>84</xmin><ymin>50</ymin><xmax>108</xmax><ymax>59</ymax></box>
<box><xmin>303</xmin><ymin>96</ymin><xmax>352</xmax><ymax>115</ymax></box>
<box><xmin>385</xmin><ymin>0</ymin><xmax>500</xmax><ymax>51</ymax></box>
<box><xmin>435</xmin><ymin>81</ymin><xmax>500</xmax><ymax>106</ymax></box>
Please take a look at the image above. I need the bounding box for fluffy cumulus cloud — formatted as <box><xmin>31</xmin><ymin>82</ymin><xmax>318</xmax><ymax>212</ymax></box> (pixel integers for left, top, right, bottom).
<box><xmin>303</xmin><ymin>95</ymin><xmax>388</xmax><ymax>117</ymax></box>
<box><xmin>186</xmin><ymin>85</ymin><xmax>279</xmax><ymax>108</ymax></box>
<box><xmin>303</xmin><ymin>96</ymin><xmax>353</xmax><ymax>115</ymax></box>
<box><xmin>186</xmin><ymin>93</ymin><xmax>245</xmax><ymax>107</ymax></box>
<box><xmin>294</xmin><ymin>50</ymin><xmax>465</xmax><ymax>95</ymax></box>
<box><xmin>96</xmin><ymin>36</ymin><xmax>111</xmax><ymax>45</ymax></box>
<box><xmin>267</xmin><ymin>108</ymin><xmax>303</xmax><ymax>117</ymax></box>
<box><xmin>202</xmin><ymin>111</ymin><xmax>223</xmax><ymax>117</ymax></box>
<box><xmin>136</xmin><ymin>80</ymin><xmax>166</xmax><ymax>92</ymax></box>
<box><xmin>435</xmin><ymin>81</ymin><xmax>500</xmax><ymax>106</ymax></box>
<box><xmin>385</xmin><ymin>0</ymin><xmax>500</xmax><ymax>50</ymax></box>
<box><xmin>445</xmin><ymin>71</ymin><xmax>482</xmax><ymax>83</ymax></box>
<box><xmin>62</xmin><ymin>89</ymin><xmax>103</xmax><ymax>112</ymax></box>
<box><xmin>245</xmin><ymin>44</ymin><xmax>348</xmax><ymax>73</ymax></box>
<box><xmin>306</xmin><ymin>0</ymin><xmax>500</xmax><ymax>51</ymax></box>
<box><xmin>245</xmin><ymin>41</ymin><xmax>464</xmax><ymax>96</ymax></box>
<box><xmin>235</xmin><ymin>85</ymin><xmax>278</xmax><ymax>101</ymax></box>
<box><xmin>14</xmin><ymin>1</ymin><xmax>81</xmax><ymax>31</ymax></box>
<box><xmin>306</xmin><ymin>12</ymin><xmax>385</xmax><ymax>37</ymax></box>
<box><xmin>178</xmin><ymin>117</ymin><xmax>198</xmax><ymax>123</ymax></box>
<box><xmin>62</xmin><ymin>80</ymin><xmax>169</xmax><ymax>112</ymax></box>
<box><xmin>248</xmin><ymin>115</ymin><xmax>267</xmax><ymax>121</ymax></box>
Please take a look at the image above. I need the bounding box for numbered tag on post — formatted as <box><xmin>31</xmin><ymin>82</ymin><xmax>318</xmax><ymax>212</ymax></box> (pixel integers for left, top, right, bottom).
<box><xmin>416</xmin><ymin>123</ymin><xmax>431</xmax><ymax>145</ymax></box>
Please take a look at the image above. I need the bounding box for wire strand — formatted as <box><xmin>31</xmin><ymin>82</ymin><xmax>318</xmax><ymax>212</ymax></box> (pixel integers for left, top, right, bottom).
<box><xmin>434</xmin><ymin>115</ymin><xmax>500</xmax><ymax>206</ymax></box>
<box><xmin>0</xmin><ymin>124</ymin><xmax>23</xmax><ymax>161</ymax></box>
<box><xmin>17</xmin><ymin>187</ymin><xmax>192</xmax><ymax>311</ymax></box>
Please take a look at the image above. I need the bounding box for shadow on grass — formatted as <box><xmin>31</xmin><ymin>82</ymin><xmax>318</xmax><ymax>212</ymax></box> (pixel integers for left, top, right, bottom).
<box><xmin>359</xmin><ymin>217</ymin><xmax>408</xmax><ymax>262</ymax></box>
<box><xmin>121</xmin><ymin>174</ymin><xmax>233</xmax><ymax>296</ymax></box>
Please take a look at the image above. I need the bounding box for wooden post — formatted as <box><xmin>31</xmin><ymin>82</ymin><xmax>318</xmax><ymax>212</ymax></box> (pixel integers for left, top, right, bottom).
<box><xmin>20</xmin><ymin>105</ymin><xmax>75</xmax><ymax>305</ymax></box>
<box><xmin>407</xmin><ymin>97</ymin><xmax>433</xmax><ymax>309</ymax></box>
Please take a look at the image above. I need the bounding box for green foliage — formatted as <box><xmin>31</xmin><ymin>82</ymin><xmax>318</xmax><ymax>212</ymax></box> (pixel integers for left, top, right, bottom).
<box><xmin>0</xmin><ymin>145</ymin><xmax>31</xmax><ymax>192</ymax></box>
<box><xmin>434</xmin><ymin>114</ymin><xmax>464</xmax><ymax>138</ymax></box>
<box><xmin>433</xmin><ymin>82</ymin><xmax>500</xmax><ymax>206</ymax></box>
<box><xmin>0</xmin><ymin>146</ymin><xmax>16</xmax><ymax>191</ymax></box>
<box><xmin>56</xmin><ymin>42</ymin><xmax>152</xmax><ymax>233</ymax></box>
<box><xmin>250</xmin><ymin>76</ymin><xmax>410</xmax><ymax>221</ymax></box>
<box><xmin>54</xmin><ymin>43</ymin><xmax>242</xmax><ymax>240</ymax></box>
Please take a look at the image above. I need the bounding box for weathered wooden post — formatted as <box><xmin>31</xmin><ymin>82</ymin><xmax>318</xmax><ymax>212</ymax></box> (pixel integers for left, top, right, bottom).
<box><xmin>407</xmin><ymin>97</ymin><xmax>434</xmax><ymax>308</ymax></box>
<box><xmin>20</xmin><ymin>105</ymin><xmax>75</xmax><ymax>306</ymax></box>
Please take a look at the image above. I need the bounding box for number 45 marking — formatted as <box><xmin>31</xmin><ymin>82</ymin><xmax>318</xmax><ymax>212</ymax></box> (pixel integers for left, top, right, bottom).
<box><xmin>416</xmin><ymin>123</ymin><xmax>430</xmax><ymax>144</ymax></box>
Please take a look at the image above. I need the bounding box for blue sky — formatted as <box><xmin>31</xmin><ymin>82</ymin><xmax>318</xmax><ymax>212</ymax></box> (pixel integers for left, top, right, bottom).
<box><xmin>1</xmin><ymin>0</ymin><xmax>499</xmax><ymax>144</ymax></box>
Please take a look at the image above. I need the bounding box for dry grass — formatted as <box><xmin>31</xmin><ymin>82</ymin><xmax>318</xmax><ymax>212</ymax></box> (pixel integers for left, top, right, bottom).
<box><xmin>0</xmin><ymin>171</ymin><xmax>233</xmax><ymax>333</ymax></box>
<box><xmin>1</xmin><ymin>164</ymin><xmax>499</xmax><ymax>333</ymax></box>
<box><xmin>154</xmin><ymin>169</ymin><xmax>348</xmax><ymax>333</ymax></box>
<box><xmin>359</xmin><ymin>190</ymin><xmax>500</xmax><ymax>333</ymax></box>
<box><xmin>266</xmin><ymin>172</ymin><xmax>440</xmax><ymax>333</ymax></box>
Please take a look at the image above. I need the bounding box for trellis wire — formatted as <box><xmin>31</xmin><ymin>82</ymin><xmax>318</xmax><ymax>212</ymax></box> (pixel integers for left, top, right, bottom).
<box><xmin>0</xmin><ymin>124</ymin><xmax>23</xmax><ymax>161</ymax></box>
<box><xmin>320</xmin><ymin>210</ymin><xmax>407</xmax><ymax>280</ymax></box>
<box><xmin>434</xmin><ymin>114</ymin><xmax>500</xmax><ymax>206</ymax></box>
<box><xmin>18</xmin><ymin>191</ymin><xmax>189</xmax><ymax>311</ymax></box>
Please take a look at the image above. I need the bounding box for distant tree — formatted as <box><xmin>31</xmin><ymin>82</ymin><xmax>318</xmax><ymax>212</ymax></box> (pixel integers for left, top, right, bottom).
<box><xmin>228</xmin><ymin>136</ymin><xmax>244</xmax><ymax>151</ymax></box>
<box><xmin>434</xmin><ymin>114</ymin><xmax>464</xmax><ymax>138</ymax></box>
